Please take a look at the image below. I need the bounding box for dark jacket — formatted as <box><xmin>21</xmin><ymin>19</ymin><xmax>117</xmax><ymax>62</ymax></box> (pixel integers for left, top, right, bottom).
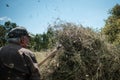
<box><xmin>0</xmin><ymin>43</ymin><xmax>41</xmax><ymax>80</ymax></box>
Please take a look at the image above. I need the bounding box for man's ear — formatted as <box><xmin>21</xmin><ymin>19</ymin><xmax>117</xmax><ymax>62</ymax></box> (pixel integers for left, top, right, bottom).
<box><xmin>20</xmin><ymin>36</ymin><xmax>24</xmax><ymax>44</ymax></box>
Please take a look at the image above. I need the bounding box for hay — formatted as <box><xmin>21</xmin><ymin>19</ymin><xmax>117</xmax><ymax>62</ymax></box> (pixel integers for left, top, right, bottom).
<box><xmin>40</xmin><ymin>23</ymin><xmax>120</xmax><ymax>80</ymax></box>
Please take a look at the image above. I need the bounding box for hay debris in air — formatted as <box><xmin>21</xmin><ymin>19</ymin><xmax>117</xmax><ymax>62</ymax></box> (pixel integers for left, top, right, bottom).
<box><xmin>40</xmin><ymin>23</ymin><xmax>120</xmax><ymax>80</ymax></box>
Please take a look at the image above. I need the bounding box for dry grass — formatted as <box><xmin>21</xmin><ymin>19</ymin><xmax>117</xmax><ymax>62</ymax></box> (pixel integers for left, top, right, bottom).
<box><xmin>34</xmin><ymin>51</ymin><xmax>47</xmax><ymax>63</ymax></box>
<box><xmin>35</xmin><ymin>23</ymin><xmax>120</xmax><ymax>80</ymax></box>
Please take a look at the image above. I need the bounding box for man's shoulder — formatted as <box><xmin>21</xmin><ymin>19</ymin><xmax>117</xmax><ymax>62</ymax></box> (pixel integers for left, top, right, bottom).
<box><xmin>0</xmin><ymin>47</ymin><xmax>2</xmax><ymax>51</ymax></box>
<box><xmin>0</xmin><ymin>47</ymin><xmax>2</xmax><ymax>50</ymax></box>
<box><xmin>18</xmin><ymin>48</ymin><xmax>34</xmax><ymax>56</ymax></box>
<box><xmin>19</xmin><ymin>48</ymin><xmax>32</xmax><ymax>53</ymax></box>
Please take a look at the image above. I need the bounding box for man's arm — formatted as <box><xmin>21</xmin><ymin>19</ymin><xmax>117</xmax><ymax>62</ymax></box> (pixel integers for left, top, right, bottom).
<box><xmin>22</xmin><ymin>53</ymin><xmax>41</xmax><ymax>80</ymax></box>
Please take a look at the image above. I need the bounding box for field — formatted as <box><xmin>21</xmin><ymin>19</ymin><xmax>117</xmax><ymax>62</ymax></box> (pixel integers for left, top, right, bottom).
<box><xmin>34</xmin><ymin>51</ymin><xmax>47</xmax><ymax>64</ymax></box>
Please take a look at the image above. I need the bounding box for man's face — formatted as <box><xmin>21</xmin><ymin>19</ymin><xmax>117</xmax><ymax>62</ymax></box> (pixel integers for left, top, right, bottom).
<box><xmin>20</xmin><ymin>36</ymin><xmax>30</xmax><ymax>48</ymax></box>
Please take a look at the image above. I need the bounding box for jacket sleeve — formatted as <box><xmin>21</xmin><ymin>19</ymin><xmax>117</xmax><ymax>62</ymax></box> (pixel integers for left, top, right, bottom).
<box><xmin>22</xmin><ymin>52</ymin><xmax>41</xmax><ymax>80</ymax></box>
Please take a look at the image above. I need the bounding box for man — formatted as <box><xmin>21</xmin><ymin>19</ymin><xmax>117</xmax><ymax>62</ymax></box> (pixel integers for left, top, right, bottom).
<box><xmin>0</xmin><ymin>27</ymin><xmax>41</xmax><ymax>80</ymax></box>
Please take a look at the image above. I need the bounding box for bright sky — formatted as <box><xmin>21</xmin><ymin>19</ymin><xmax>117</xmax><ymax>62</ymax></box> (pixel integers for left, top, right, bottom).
<box><xmin>0</xmin><ymin>0</ymin><xmax>120</xmax><ymax>34</ymax></box>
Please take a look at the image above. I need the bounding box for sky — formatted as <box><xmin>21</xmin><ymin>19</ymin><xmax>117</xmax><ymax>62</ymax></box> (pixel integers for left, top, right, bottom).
<box><xmin>0</xmin><ymin>0</ymin><xmax>120</xmax><ymax>34</ymax></box>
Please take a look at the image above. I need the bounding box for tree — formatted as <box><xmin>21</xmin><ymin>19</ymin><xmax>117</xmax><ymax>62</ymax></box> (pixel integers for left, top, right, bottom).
<box><xmin>33</xmin><ymin>27</ymin><xmax>57</xmax><ymax>51</ymax></box>
<box><xmin>110</xmin><ymin>4</ymin><xmax>120</xmax><ymax>17</ymax></box>
<box><xmin>46</xmin><ymin>27</ymin><xmax>56</xmax><ymax>49</ymax></box>
<box><xmin>0</xmin><ymin>25</ymin><xmax>7</xmax><ymax>47</ymax></box>
<box><xmin>34</xmin><ymin>34</ymin><xmax>43</xmax><ymax>51</ymax></box>
<box><xmin>102</xmin><ymin>4</ymin><xmax>120</xmax><ymax>45</ymax></box>
<box><xmin>41</xmin><ymin>33</ymin><xmax>49</xmax><ymax>50</ymax></box>
<box><xmin>0</xmin><ymin>21</ymin><xmax>17</xmax><ymax>47</ymax></box>
<box><xmin>4</xmin><ymin>21</ymin><xmax>17</xmax><ymax>32</ymax></box>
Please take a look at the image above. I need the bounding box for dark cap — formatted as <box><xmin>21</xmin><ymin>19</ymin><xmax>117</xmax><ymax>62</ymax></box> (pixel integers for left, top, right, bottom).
<box><xmin>7</xmin><ymin>27</ymin><xmax>30</xmax><ymax>38</ymax></box>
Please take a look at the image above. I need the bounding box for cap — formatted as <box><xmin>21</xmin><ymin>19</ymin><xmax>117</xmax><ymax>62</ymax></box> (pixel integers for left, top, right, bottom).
<box><xmin>7</xmin><ymin>27</ymin><xmax>30</xmax><ymax>38</ymax></box>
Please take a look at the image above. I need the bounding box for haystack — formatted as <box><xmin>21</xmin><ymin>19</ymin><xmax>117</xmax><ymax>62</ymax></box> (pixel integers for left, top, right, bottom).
<box><xmin>40</xmin><ymin>23</ymin><xmax>120</xmax><ymax>80</ymax></box>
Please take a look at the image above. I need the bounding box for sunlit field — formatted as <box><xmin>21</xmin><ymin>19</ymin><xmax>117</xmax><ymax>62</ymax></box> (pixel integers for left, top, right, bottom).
<box><xmin>34</xmin><ymin>51</ymin><xmax>46</xmax><ymax>63</ymax></box>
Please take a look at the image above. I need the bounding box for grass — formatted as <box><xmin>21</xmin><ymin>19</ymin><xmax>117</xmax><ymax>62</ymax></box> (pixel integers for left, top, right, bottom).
<box><xmin>34</xmin><ymin>51</ymin><xmax>47</xmax><ymax>63</ymax></box>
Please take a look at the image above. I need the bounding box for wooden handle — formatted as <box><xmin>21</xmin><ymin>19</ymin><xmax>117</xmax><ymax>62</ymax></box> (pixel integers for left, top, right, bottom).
<box><xmin>38</xmin><ymin>44</ymin><xmax>62</xmax><ymax>67</ymax></box>
<box><xmin>38</xmin><ymin>49</ymin><xmax>57</xmax><ymax>67</ymax></box>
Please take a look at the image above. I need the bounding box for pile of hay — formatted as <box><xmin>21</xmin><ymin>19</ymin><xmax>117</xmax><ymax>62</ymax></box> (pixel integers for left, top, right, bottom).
<box><xmin>40</xmin><ymin>23</ymin><xmax>120</xmax><ymax>80</ymax></box>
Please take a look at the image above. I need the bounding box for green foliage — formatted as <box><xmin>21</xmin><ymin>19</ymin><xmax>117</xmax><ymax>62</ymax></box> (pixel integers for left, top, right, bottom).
<box><xmin>33</xmin><ymin>34</ymin><xmax>43</xmax><ymax>51</ymax></box>
<box><xmin>0</xmin><ymin>25</ymin><xmax>7</xmax><ymax>46</ymax></box>
<box><xmin>0</xmin><ymin>21</ymin><xmax>17</xmax><ymax>47</ymax></box>
<box><xmin>4</xmin><ymin>21</ymin><xmax>17</xmax><ymax>32</ymax></box>
<box><xmin>28</xmin><ymin>33</ymin><xmax>35</xmax><ymax>49</ymax></box>
<box><xmin>110</xmin><ymin>4</ymin><xmax>120</xmax><ymax>17</ymax></box>
<box><xmin>47</xmin><ymin>27</ymin><xmax>57</xmax><ymax>49</ymax></box>
<box><xmin>33</xmin><ymin>27</ymin><xmax>56</xmax><ymax>51</ymax></box>
<box><xmin>41</xmin><ymin>33</ymin><xmax>49</xmax><ymax>49</ymax></box>
<box><xmin>102</xmin><ymin>4</ymin><xmax>120</xmax><ymax>45</ymax></box>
